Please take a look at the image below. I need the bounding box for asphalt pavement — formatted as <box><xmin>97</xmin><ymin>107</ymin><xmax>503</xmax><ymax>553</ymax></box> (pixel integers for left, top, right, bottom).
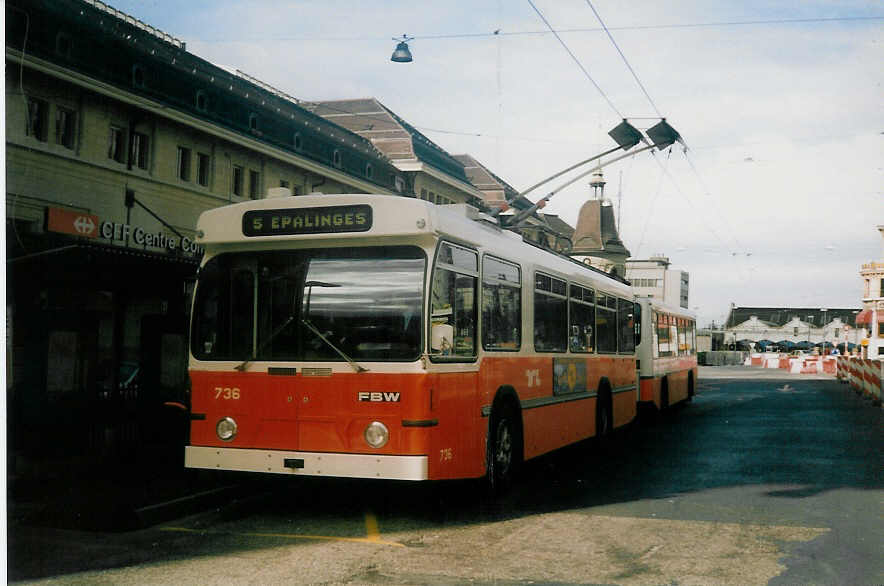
<box><xmin>7</xmin><ymin>364</ymin><xmax>883</xmax><ymax>584</ymax></box>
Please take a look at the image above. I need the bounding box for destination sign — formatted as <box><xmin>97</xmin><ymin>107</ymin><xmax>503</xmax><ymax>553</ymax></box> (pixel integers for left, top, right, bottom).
<box><xmin>242</xmin><ymin>205</ymin><xmax>372</xmax><ymax>237</ymax></box>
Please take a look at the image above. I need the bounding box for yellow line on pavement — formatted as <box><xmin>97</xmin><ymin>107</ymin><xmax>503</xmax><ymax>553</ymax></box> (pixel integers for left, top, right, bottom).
<box><xmin>159</xmin><ymin>526</ymin><xmax>404</xmax><ymax>547</ymax></box>
<box><xmin>365</xmin><ymin>510</ymin><xmax>381</xmax><ymax>542</ymax></box>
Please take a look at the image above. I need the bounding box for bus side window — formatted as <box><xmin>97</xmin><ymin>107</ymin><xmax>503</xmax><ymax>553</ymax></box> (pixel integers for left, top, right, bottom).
<box><xmin>633</xmin><ymin>302</ymin><xmax>642</xmax><ymax>346</ymax></box>
<box><xmin>482</xmin><ymin>256</ymin><xmax>521</xmax><ymax>351</ymax></box>
<box><xmin>431</xmin><ymin>243</ymin><xmax>478</xmax><ymax>359</ymax></box>
<box><xmin>618</xmin><ymin>297</ymin><xmax>635</xmax><ymax>353</ymax></box>
<box><xmin>568</xmin><ymin>284</ymin><xmax>594</xmax><ymax>353</ymax></box>
<box><xmin>535</xmin><ymin>273</ymin><xmax>567</xmax><ymax>352</ymax></box>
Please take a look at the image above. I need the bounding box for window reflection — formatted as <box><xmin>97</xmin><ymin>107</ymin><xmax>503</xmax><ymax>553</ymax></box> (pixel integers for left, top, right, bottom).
<box><xmin>191</xmin><ymin>247</ymin><xmax>425</xmax><ymax>361</ymax></box>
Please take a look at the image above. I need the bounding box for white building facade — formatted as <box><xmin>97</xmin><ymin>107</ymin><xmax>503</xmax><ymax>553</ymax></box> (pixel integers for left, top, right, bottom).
<box><xmin>856</xmin><ymin>226</ymin><xmax>884</xmax><ymax>359</ymax></box>
<box><xmin>626</xmin><ymin>256</ymin><xmax>689</xmax><ymax>309</ymax></box>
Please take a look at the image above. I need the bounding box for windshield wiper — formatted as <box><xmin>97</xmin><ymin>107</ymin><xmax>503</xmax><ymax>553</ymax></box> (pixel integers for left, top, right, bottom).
<box><xmin>301</xmin><ymin>319</ymin><xmax>368</xmax><ymax>373</ymax></box>
<box><xmin>235</xmin><ymin>314</ymin><xmax>296</xmax><ymax>372</ymax></box>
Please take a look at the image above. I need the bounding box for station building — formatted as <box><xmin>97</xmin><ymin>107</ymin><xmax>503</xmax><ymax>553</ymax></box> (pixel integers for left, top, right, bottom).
<box><xmin>722</xmin><ymin>307</ymin><xmax>861</xmax><ymax>353</ymax></box>
<box><xmin>625</xmin><ymin>256</ymin><xmax>690</xmax><ymax>309</ymax></box>
<box><xmin>5</xmin><ymin>0</ymin><xmax>412</xmax><ymax>466</ymax></box>
<box><xmin>4</xmin><ymin>0</ymin><xmax>576</xmax><ymax>473</ymax></box>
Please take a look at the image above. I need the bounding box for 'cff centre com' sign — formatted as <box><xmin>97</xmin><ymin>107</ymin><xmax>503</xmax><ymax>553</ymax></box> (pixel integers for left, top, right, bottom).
<box><xmin>46</xmin><ymin>206</ymin><xmax>203</xmax><ymax>255</ymax></box>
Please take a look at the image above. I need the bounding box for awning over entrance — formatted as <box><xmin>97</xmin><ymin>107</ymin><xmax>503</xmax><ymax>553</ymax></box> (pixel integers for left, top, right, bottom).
<box><xmin>854</xmin><ymin>309</ymin><xmax>883</xmax><ymax>325</ymax></box>
<box><xmin>8</xmin><ymin>242</ymin><xmax>200</xmax><ymax>284</ymax></box>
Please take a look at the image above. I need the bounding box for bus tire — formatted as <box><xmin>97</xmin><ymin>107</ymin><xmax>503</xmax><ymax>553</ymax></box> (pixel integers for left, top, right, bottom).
<box><xmin>596</xmin><ymin>383</ymin><xmax>613</xmax><ymax>439</ymax></box>
<box><xmin>660</xmin><ymin>378</ymin><xmax>670</xmax><ymax>411</ymax></box>
<box><xmin>687</xmin><ymin>372</ymin><xmax>695</xmax><ymax>402</ymax></box>
<box><xmin>486</xmin><ymin>403</ymin><xmax>521</xmax><ymax>494</ymax></box>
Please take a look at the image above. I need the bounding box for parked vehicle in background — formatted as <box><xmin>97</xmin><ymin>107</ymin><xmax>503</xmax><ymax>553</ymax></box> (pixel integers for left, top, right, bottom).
<box><xmin>635</xmin><ymin>298</ymin><xmax>698</xmax><ymax>411</ymax></box>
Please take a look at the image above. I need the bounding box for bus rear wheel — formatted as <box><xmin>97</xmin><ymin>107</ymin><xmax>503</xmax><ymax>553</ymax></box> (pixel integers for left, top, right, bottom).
<box><xmin>595</xmin><ymin>388</ymin><xmax>613</xmax><ymax>439</ymax></box>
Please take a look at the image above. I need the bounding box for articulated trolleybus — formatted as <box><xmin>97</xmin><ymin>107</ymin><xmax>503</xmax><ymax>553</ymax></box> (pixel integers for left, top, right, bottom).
<box><xmin>635</xmin><ymin>298</ymin><xmax>698</xmax><ymax>411</ymax></box>
<box><xmin>185</xmin><ymin>193</ymin><xmax>642</xmax><ymax>488</ymax></box>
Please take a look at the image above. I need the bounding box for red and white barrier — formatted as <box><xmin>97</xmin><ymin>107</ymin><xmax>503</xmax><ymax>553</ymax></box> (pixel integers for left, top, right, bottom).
<box><xmin>836</xmin><ymin>356</ymin><xmax>883</xmax><ymax>406</ymax></box>
<box><xmin>744</xmin><ymin>353</ymin><xmax>853</xmax><ymax>378</ymax></box>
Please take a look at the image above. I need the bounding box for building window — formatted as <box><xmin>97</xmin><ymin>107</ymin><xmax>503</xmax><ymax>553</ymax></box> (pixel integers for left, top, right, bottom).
<box><xmin>55</xmin><ymin>107</ymin><xmax>76</xmax><ymax>149</ymax></box>
<box><xmin>249</xmin><ymin>113</ymin><xmax>259</xmax><ymax>132</ymax></box>
<box><xmin>232</xmin><ymin>165</ymin><xmax>244</xmax><ymax>197</ymax></box>
<box><xmin>332</xmin><ymin>149</ymin><xmax>342</xmax><ymax>168</ymax></box>
<box><xmin>293</xmin><ymin>132</ymin><xmax>303</xmax><ymax>151</ymax></box>
<box><xmin>177</xmin><ymin>146</ymin><xmax>191</xmax><ymax>181</ymax></box>
<box><xmin>249</xmin><ymin>169</ymin><xmax>261</xmax><ymax>199</ymax></box>
<box><xmin>108</xmin><ymin>125</ymin><xmax>126</xmax><ymax>163</ymax></box>
<box><xmin>880</xmin><ymin>278</ymin><xmax>884</xmax><ymax>297</ymax></box>
<box><xmin>197</xmin><ymin>152</ymin><xmax>210</xmax><ymax>186</ymax></box>
<box><xmin>131</xmin><ymin>132</ymin><xmax>149</xmax><ymax>170</ymax></box>
<box><xmin>365</xmin><ymin>163</ymin><xmax>373</xmax><ymax>179</ymax></box>
<box><xmin>879</xmin><ymin>322</ymin><xmax>884</xmax><ymax>338</ymax></box>
<box><xmin>26</xmin><ymin>97</ymin><xmax>49</xmax><ymax>142</ymax></box>
<box><xmin>55</xmin><ymin>33</ymin><xmax>72</xmax><ymax>58</ymax></box>
<box><xmin>132</xmin><ymin>64</ymin><xmax>145</xmax><ymax>88</ymax></box>
<box><xmin>420</xmin><ymin>188</ymin><xmax>428</xmax><ymax>201</ymax></box>
<box><xmin>195</xmin><ymin>90</ymin><xmax>208</xmax><ymax>112</ymax></box>
<box><xmin>279</xmin><ymin>179</ymin><xmax>290</xmax><ymax>189</ymax></box>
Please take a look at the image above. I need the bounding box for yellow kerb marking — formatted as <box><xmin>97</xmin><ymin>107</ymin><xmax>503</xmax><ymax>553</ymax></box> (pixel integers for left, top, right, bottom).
<box><xmin>160</xmin><ymin>525</ymin><xmax>404</xmax><ymax>547</ymax></box>
<box><xmin>365</xmin><ymin>510</ymin><xmax>381</xmax><ymax>542</ymax></box>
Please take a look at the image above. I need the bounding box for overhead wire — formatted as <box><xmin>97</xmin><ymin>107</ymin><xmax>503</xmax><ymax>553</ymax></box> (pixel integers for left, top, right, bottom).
<box><xmin>189</xmin><ymin>16</ymin><xmax>884</xmax><ymax>43</ymax></box>
<box><xmin>577</xmin><ymin>0</ymin><xmax>753</xmax><ymax>264</ymax></box>
<box><xmin>634</xmin><ymin>148</ymin><xmax>671</xmax><ymax>257</ymax></box>
<box><xmin>584</xmin><ymin>0</ymin><xmax>662</xmax><ymax>118</ymax></box>
<box><xmin>526</xmin><ymin>0</ymin><xmax>623</xmax><ymax>119</ymax></box>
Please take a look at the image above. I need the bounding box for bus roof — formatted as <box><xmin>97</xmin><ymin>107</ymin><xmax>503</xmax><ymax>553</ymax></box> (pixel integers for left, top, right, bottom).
<box><xmin>636</xmin><ymin>296</ymin><xmax>697</xmax><ymax>320</ymax></box>
<box><xmin>195</xmin><ymin>194</ymin><xmax>633</xmax><ymax>298</ymax></box>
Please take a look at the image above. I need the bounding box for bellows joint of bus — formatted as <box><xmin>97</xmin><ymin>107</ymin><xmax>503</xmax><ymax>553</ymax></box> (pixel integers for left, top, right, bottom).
<box><xmin>500</xmin><ymin>118</ymin><xmax>683</xmax><ymax>228</ymax></box>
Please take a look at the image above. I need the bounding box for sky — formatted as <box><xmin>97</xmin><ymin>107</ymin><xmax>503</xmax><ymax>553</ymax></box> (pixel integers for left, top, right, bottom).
<box><xmin>109</xmin><ymin>0</ymin><xmax>883</xmax><ymax>327</ymax></box>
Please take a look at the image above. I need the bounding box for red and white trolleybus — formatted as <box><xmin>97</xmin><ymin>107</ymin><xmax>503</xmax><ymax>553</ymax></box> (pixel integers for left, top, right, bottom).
<box><xmin>635</xmin><ymin>297</ymin><xmax>698</xmax><ymax>411</ymax></box>
<box><xmin>185</xmin><ymin>193</ymin><xmax>643</xmax><ymax>487</ymax></box>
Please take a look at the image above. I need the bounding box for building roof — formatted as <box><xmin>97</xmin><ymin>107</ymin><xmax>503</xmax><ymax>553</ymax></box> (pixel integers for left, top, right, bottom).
<box><xmin>451</xmin><ymin>153</ymin><xmax>540</xmax><ymax>212</ymax></box>
<box><xmin>6</xmin><ymin>0</ymin><xmax>404</xmax><ymax>193</ymax></box>
<box><xmin>538</xmin><ymin>214</ymin><xmax>575</xmax><ymax>238</ymax></box>
<box><xmin>303</xmin><ymin>98</ymin><xmax>470</xmax><ymax>183</ymax></box>
<box><xmin>725</xmin><ymin>307</ymin><xmax>862</xmax><ymax>328</ymax></box>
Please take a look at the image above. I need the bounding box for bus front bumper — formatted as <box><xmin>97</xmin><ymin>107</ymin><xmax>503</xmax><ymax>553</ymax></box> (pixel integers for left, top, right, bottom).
<box><xmin>185</xmin><ymin>446</ymin><xmax>429</xmax><ymax>481</ymax></box>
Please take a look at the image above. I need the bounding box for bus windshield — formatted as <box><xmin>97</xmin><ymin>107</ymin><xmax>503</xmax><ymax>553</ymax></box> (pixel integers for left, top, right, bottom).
<box><xmin>191</xmin><ymin>246</ymin><xmax>425</xmax><ymax>362</ymax></box>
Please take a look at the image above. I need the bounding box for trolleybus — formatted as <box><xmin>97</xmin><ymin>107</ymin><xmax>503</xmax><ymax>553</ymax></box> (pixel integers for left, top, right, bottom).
<box><xmin>185</xmin><ymin>193</ymin><xmax>641</xmax><ymax>488</ymax></box>
<box><xmin>635</xmin><ymin>297</ymin><xmax>698</xmax><ymax>411</ymax></box>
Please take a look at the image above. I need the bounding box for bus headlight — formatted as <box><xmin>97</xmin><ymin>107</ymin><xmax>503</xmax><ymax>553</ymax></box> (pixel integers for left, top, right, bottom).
<box><xmin>216</xmin><ymin>417</ymin><xmax>238</xmax><ymax>441</ymax></box>
<box><xmin>364</xmin><ymin>421</ymin><xmax>389</xmax><ymax>449</ymax></box>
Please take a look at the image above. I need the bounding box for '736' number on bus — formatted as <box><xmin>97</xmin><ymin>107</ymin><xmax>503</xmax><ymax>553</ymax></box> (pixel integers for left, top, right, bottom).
<box><xmin>215</xmin><ymin>387</ymin><xmax>241</xmax><ymax>400</ymax></box>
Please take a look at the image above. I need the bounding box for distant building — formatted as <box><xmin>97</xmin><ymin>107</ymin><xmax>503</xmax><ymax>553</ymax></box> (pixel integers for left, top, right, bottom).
<box><xmin>856</xmin><ymin>225</ymin><xmax>884</xmax><ymax>358</ymax></box>
<box><xmin>568</xmin><ymin>169</ymin><xmax>630</xmax><ymax>277</ymax></box>
<box><xmin>626</xmin><ymin>256</ymin><xmax>689</xmax><ymax>309</ymax></box>
<box><xmin>723</xmin><ymin>306</ymin><xmax>861</xmax><ymax>352</ymax></box>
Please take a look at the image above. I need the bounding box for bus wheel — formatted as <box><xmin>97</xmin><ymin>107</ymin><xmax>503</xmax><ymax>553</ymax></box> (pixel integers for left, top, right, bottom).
<box><xmin>487</xmin><ymin>406</ymin><xmax>520</xmax><ymax>494</ymax></box>
<box><xmin>596</xmin><ymin>388</ymin><xmax>613</xmax><ymax>439</ymax></box>
<box><xmin>660</xmin><ymin>378</ymin><xmax>670</xmax><ymax>411</ymax></box>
